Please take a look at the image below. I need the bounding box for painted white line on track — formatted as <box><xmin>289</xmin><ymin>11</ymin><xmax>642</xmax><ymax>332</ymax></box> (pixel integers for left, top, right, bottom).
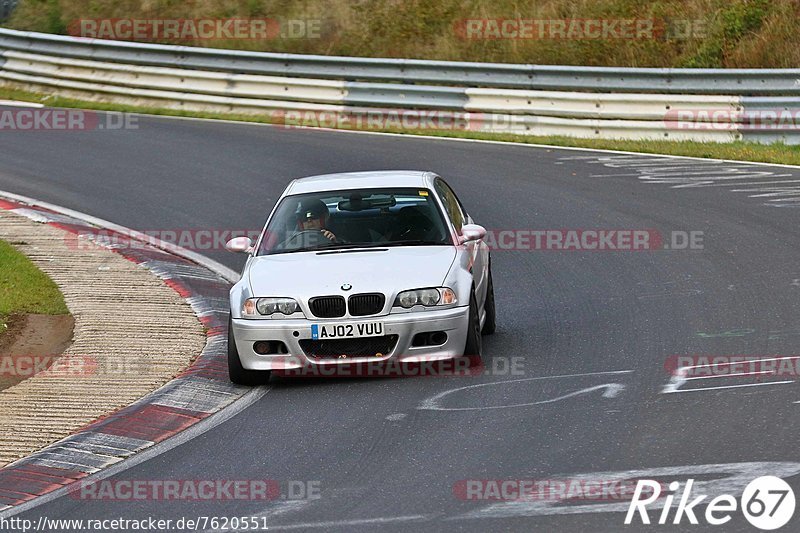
<box><xmin>577</xmin><ymin>153</ymin><xmax>800</xmax><ymax>206</ymax></box>
<box><xmin>685</xmin><ymin>370</ymin><xmax>775</xmax><ymax>380</ymax></box>
<box><xmin>662</xmin><ymin>356</ymin><xmax>800</xmax><ymax>394</ymax></box>
<box><xmin>723</xmin><ymin>180</ymin><xmax>800</xmax><ymax>187</ymax></box>
<box><xmin>418</xmin><ymin>370</ymin><xmax>631</xmax><ymax>412</ymax></box>
<box><xmin>264</xmin><ymin>515</ymin><xmax>428</xmax><ymax>530</ymax></box>
<box><xmin>453</xmin><ymin>462</ymin><xmax>800</xmax><ymax>520</ymax></box>
<box><xmin>665</xmin><ymin>381</ymin><xmax>794</xmax><ymax>394</ymax></box>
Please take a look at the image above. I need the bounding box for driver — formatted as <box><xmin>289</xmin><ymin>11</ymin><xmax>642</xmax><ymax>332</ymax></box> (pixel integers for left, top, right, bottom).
<box><xmin>296</xmin><ymin>198</ymin><xmax>337</xmax><ymax>242</ymax></box>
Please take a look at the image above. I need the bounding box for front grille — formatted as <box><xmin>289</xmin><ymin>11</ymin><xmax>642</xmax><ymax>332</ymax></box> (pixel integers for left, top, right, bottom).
<box><xmin>309</xmin><ymin>296</ymin><xmax>346</xmax><ymax>318</ymax></box>
<box><xmin>348</xmin><ymin>293</ymin><xmax>385</xmax><ymax>316</ymax></box>
<box><xmin>300</xmin><ymin>335</ymin><xmax>399</xmax><ymax>359</ymax></box>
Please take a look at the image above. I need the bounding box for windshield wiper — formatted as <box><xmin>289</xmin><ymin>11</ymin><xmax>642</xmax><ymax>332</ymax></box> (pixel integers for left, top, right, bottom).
<box><xmin>317</xmin><ymin>248</ymin><xmax>389</xmax><ymax>255</ymax></box>
<box><xmin>266</xmin><ymin>242</ymin><xmax>387</xmax><ymax>255</ymax></box>
<box><xmin>331</xmin><ymin>242</ymin><xmax>385</xmax><ymax>248</ymax></box>
<box><xmin>385</xmin><ymin>240</ymin><xmax>447</xmax><ymax>247</ymax></box>
<box><xmin>265</xmin><ymin>240</ymin><xmax>446</xmax><ymax>255</ymax></box>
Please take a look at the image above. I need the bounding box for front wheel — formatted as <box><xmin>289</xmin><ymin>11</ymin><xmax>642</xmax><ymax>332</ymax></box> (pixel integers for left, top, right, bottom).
<box><xmin>481</xmin><ymin>267</ymin><xmax>497</xmax><ymax>335</ymax></box>
<box><xmin>228</xmin><ymin>315</ymin><xmax>271</xmax><ymax>386</ymax></box>
<box><xmin>462</xmin><ymin>290</ymin><xmax>483</xmax><ymax>361</ymax></box>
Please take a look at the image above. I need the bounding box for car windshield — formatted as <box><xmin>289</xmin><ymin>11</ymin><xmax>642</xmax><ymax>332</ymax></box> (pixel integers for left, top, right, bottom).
<box><xmin>257</xmin><ymin>188</ymin><xmax>452</xmax><ymax>255</ymax></box>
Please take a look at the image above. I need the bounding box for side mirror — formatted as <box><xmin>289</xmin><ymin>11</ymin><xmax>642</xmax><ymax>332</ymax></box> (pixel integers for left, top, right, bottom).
<box><xmin>225</xmin><ymin>236</ymin><xmax>254</xmax><ymax>254</ymax></box>
<box><xmin>458</xmin><ymin>224</ymin><xmax>487</xmax><ymax>244</ymax></box>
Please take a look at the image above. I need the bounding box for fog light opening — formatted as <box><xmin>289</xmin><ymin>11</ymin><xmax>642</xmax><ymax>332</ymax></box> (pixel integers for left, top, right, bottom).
<box><xmin>429</xmin><ymin>331</ymin><xmax>448</xmax><ymax>345</ymax></box>
<box><xmin>411</xmin><ymin>331</ymin><xmax>448</xmax><ymax>347</ymax></box>
<box><xmin>253</xmin><ymin>341</ymin><xmax>288</xmax><ymax>355</ymax></box>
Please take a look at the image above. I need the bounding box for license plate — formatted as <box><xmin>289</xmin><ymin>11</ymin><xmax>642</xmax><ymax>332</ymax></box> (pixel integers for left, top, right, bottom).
<box><xmin>311</xmin><ymin>322</ymin><xmax>384</xmax><ymax>340</ymax></box>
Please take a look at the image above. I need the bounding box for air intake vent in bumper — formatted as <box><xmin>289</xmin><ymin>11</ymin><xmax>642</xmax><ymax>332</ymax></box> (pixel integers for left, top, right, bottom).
<box><xmin>300</xmin><ymin>335</ymin><xmax>399</xmax><ymax>358</ymax></box>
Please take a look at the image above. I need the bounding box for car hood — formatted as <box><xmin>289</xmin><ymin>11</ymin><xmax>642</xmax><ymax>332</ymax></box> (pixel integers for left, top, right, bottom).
<box><xmin>248</xmin><ymin>246</ymin><xmax>457</xmax><ymax>298</ymax></box>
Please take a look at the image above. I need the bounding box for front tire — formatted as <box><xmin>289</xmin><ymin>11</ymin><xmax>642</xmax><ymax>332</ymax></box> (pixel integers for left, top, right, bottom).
<box><xmin>228</xmin><ymin>315</ymin><xmax>271</xmax><ymax>386</ymax></box>
<box><xmin>462</xmin><ymin>290</ymin><xmax>483</xmax><ymax>361</ymax></box>
<box><xmin>481</xmin><ymin>267</ymin><xmax>497</xmax><ymax>335</ymax></box>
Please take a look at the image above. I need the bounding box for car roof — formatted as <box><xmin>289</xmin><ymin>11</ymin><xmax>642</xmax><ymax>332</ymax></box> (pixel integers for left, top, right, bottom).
<box><xmin>284</xmin><ymin>171</ymin><xmax>438</xmax><ymax>195</ymax></box>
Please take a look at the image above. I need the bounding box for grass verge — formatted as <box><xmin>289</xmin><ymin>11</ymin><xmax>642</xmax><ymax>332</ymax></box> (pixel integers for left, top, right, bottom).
<box><xmin>2</xmin><ymin>85</ymin><xmax>800</xmax><ymax>167</ymax></box>
<box><xmin>0</xmin><ymin>238</ymin><xmax>69</xmax><ymax>337</ymax></box>
<box><xmin>4</xmin><ymin>0</ymin><xmax>797</xmax><ymax>68</ymax></box>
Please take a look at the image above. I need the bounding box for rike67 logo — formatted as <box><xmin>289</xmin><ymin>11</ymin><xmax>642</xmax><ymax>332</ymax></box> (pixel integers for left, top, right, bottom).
<box><xmin>626</xmin><ymin>476</ymin><xmax>795</xmax><ymax>530</ymax></box>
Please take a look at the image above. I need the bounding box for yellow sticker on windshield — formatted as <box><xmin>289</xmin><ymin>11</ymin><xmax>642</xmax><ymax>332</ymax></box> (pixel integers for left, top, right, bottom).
<box><xmin>419</xmin><ymin>191</ymin><xmax>428</xmax><ymax>196</ymax></box>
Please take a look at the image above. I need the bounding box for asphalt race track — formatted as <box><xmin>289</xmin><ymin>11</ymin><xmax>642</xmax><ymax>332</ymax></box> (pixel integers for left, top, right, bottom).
<box><xmin>4</xmin><ymin>110</ymin><xmax>800</xmax><ymax>531</ymax></box>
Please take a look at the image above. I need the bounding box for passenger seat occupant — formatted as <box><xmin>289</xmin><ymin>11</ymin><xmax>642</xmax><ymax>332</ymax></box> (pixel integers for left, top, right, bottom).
<box><xmin>391</xmin><ymin>206</ymin><xmax>434</xmax><ymax>241</ymax></box>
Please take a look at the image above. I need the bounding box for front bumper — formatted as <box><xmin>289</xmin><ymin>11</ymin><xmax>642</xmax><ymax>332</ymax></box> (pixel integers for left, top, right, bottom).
<box><xmin>231</xmin><ymin>306</ymin><xmax>469</xmax><ymax>371</ymax></box>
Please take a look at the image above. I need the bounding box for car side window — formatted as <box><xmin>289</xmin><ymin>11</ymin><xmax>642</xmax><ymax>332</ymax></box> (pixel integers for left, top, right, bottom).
<box><xmin>434</xmin><ymin>178</ymin><xmax>467</xmax><ymax>232</ymax></box>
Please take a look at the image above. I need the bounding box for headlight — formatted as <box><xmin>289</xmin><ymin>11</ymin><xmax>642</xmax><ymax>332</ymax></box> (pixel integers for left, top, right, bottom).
<box><xmin>398</xmin><ymin>291</ymin><xmax>420</xmax><ymax>308</ymax></box>
<box><xmin>418</xmin><ymin>289</ymin><xmax>440</xmax><ymax>306</ymax></box>
<box><xmin>242</xmin><ymin>297</ymin><xmax>300</xmax><ymax>317</ymax></box>
<box><xmin>394</xmin><ymin>288</ymin><xmax>456</xmax><ymax>309</ymax></box>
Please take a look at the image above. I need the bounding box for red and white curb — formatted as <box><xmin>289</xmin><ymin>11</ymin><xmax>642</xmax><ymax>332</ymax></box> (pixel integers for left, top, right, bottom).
<box><xmin>0</xmin><ymin>194</ymin><xmax>245</xmax><ymax>511</ymax></box>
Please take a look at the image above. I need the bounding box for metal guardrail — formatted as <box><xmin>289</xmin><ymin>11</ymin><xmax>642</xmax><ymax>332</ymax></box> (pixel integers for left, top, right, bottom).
<box><xmin>0</xmin><ymin>28</ymin><xmax>798</xmax><ymax>143</ymax></box>
<box><xmin>1</xmin><ymin>28</ymin><xmax>800</xmax><ymax>95</ymax></box>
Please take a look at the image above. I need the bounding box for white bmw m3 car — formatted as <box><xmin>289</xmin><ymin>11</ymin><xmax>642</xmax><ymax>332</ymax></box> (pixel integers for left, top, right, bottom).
<box><xmin>225</xmin><ymin>170</ymin><xmax>495</xmax><ymax>384</ymax></box>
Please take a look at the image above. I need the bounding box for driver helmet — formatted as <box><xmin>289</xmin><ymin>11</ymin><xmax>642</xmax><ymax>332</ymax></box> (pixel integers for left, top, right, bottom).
<box><xmin>296</xmin><ymin>198</ymin><xmax>329</xmax><ymax>224</ymax></box>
